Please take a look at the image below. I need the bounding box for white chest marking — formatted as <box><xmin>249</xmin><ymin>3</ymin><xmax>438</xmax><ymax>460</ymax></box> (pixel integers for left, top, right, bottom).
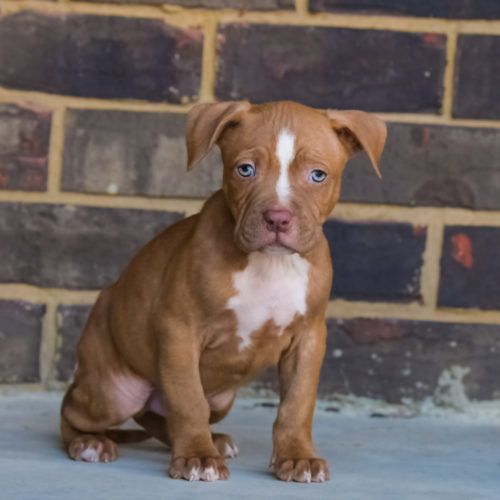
<box><xmin>275</xmin><ymin>129</ymin><xmax>295</xmax><ymax>203</ymax></box>
<box><xmin>227</xmin><ymin>252</ymin><xmax>309</xmax><ymax>351</ymax></box>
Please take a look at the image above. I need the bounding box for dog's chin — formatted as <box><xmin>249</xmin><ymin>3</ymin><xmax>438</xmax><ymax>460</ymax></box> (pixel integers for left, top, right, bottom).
<box><xmin>235</xmin><ymin>239</ymin><xmax>297</xmax><ymax>255</ymax></box>
<box><xmin>259</xmin><ymin>243</ymin><xmax>296</xmax><ymax>255</ymax></box>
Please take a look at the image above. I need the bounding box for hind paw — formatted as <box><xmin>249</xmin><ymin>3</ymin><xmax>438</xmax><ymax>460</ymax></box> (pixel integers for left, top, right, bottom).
<box><xmin>68</xmin><ymin>435</ymin><xmax>118</xmax><ymax>463</ymax></box>
<box><xmin>212</xmin><ymin>432</ymin><xmax>239</xmax><ymax>458</ymax></box>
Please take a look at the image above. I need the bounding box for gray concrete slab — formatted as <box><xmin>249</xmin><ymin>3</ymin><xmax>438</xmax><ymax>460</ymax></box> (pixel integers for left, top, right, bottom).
<box><xmin>0</xmin><ymin>392</ymin><xmax>499</xmax><ymax>499</ymax></box>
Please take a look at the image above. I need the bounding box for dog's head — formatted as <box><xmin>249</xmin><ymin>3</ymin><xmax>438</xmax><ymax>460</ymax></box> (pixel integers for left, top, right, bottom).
<box><xmin>186</xmin><ymin>101</ymin><xmax>386</xmax><ymax>255</ymax></box>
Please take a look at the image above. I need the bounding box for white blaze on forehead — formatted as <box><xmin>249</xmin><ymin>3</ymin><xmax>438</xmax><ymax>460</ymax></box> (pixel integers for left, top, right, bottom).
<box><xmin>275</xmin><ymin>129</ymin><xmax>295</xmax><ymax>203</ymax></box>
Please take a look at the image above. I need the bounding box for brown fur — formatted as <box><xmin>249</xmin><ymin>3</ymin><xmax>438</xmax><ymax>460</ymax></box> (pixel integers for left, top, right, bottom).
<box><xmin>61</xmin><ymin>101</ymin><xmax>386</xmax><ymax>482</ymax></box>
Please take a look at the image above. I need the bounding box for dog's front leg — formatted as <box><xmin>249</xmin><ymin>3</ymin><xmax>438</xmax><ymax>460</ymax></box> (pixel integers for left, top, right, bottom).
<box><xmin>158</xmin><ymin>321</ymin><xmax>227</xmax><ymax>481</ymax></box>
<box><xmin>270</xmin><ymin>320</ymin><xmax>330</xmax><ymax>483</ymax></box>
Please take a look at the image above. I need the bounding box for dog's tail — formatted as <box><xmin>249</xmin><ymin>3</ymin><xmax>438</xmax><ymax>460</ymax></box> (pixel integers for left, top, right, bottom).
<box><xmin>104</xmin><ymin>429</ymin><xmax>151</xmax><ymax>443</ymax></box>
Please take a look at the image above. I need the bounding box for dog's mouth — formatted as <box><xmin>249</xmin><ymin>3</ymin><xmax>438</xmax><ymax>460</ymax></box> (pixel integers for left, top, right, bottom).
<box><xmin>234</xmin><ymin>227</ymin><xmax>298</xmax><ymax>255</ymax></box>
<box><xmin>260</xmin><ymin>231</ymin><xmax>298</xmax><ymax>254</ymax></box>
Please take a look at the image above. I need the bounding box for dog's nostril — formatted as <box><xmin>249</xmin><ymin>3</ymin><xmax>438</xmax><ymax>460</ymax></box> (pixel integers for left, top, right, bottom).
<box><xmin>263</xmin><ymin>209</ymin><xmax>292</xmax><ymax>232</ymax></box>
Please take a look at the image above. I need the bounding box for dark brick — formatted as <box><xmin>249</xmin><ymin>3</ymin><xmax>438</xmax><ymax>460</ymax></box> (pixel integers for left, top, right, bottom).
<box><xmin>310</xmin><ymin>0</ymin><xmax>500</xmax><ymax>19</ymax></box>
<box><xmin>0</xmin><ymin>300</ymin><xmax>45</xmax><ymax>383</ymax></box>
<box><xmin>216</xmin><ymin>24</ymin><xmax>446</xmax><ymax>113</ymax></box>
<box><xmin>0</xmin><ymin>104</ymin><xmax>51</xmax><ymax>191</ymax></box>
<box><xmin>453</xmin><ymin>35</ymin><xmax>500</xmax><ymax>120</ymax></box>
<box><xmin>325</xmin><ymin>220</ymin><xmax>426</xmax><ymax>302</ymax></box>
<box><xmin>92</xmin><ymin>0</ymin><xmax>294</xmax><ymax>8</ymax></box>
<box><xmin>55</xmin><ymin>304</ymin><xmax>92</xmax><ymax>381</ymax></box>
<box><xmin>0</xmin><ymin>203</ymin><xmax>183</xmax><ymax>289</ymax></box>
<box><xmin>254</xmin><ymin>318</ymin><xmax>500</xmax><ymax>403</ymax></box>
<box><xmin>62</xmin><ymin>110</ymin><xmax>222</xmax><ymax>198</ymax></box>
<box><xmin>438</xmin><ymin>226</ymin><xmax>500</xmax><ymax>310</ymax></box>
<box><xmin>342</xmin><ymin>123</ymin><xmax>500</xmax><ymax>210</ymax></box>
<box><xmin>323</xmin><ymin>318</ymin><xmax>500</xmax><ymax>403</ymax></box>
<box><xmin>0</xmin><ymin>12</ymin><xmax>202</xmax><ymax>103</ymax></box>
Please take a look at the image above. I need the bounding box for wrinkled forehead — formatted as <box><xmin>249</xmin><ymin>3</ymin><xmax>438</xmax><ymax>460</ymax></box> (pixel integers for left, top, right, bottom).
<box><xmin>220</xmin><ymin>103</ymin><xmax>342</xmax><ymax>162</ymax></box>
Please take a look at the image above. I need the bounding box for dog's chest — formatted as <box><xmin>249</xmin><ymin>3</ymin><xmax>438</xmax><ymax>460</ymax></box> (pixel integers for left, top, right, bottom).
<box><xmin>227</xmin><ymin>252</ymin><xmax>310</xmax><ymax>350</ymax></box>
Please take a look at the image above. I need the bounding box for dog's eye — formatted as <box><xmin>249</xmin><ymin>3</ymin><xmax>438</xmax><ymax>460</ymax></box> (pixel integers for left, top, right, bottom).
<box><xmin>310</xmin><ymin>169</ymin><xmax>327</xmax><ymax>183</ymax></box>
<box><xmin>237</xmin><ymin>163</ymin><xmax>256</xmax><ymax>178</ymax></box>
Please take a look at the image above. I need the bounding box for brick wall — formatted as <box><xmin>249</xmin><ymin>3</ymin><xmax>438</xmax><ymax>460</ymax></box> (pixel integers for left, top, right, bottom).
<box><xmin>1</xmin><ymin>0</ymin><xmax>500</xmax><ymax>405</ymax></box>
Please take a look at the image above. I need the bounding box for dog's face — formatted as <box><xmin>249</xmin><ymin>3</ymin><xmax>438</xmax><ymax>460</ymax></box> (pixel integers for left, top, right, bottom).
<box><xmin>187</xmin><ymin>101</ymin><xmax>386</xmax><ymax>255</ymax></box>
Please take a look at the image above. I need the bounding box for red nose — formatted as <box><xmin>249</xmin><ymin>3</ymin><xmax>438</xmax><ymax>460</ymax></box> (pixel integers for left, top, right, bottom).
<box><xmin>263</xmin><ymin>209</ymin><xmax>292</xmax><ymax>233</ymax></box>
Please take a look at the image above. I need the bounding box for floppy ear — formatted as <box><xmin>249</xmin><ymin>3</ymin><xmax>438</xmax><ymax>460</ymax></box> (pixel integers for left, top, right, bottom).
<box><xmin>186</xmin><ymin>100</ymin><xmax>251</xmax><ymax>170</ymax></box>
<box><xmin>326</xmin><ymin>109</ymin><xmax>387</xmax><ymax>178</ymax></box>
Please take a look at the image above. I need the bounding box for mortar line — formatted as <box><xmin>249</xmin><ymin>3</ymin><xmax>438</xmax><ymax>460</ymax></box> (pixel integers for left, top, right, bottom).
<box><xmin>0</xmin><ymin>284</ymin><xmax>99</xmax><ymax>303</ymax></box>
<box><xmin>199</xmin><ymin>13</ymin><xmax>218</xmax><ymax>102</ymax></box>
<box><xmin>295</xmin><ymin>0</ymin><xmax>308</xmax><ymax>16</ymax></box>
<box><xmin>0</xmin><ymin>0</ymin><xmax>184</xmax><ymax>23</ymax></box>
<box><xmin>333</xmin><ymin>203</ymin><xmax>500</xmax><ymax>227</ymax></box>
<box><xmin>419</xmin><ymin>213</ymin><xmax>445</xmax><ymax>310</ymax></box>
<box><xmin>47</xmin><ymin>106</ymin><xmax>66</xmax><ymax>195</ymax></box>
<box><xmin>0</xmin><ymin>383</ymin><xmax>45</xmax><ymax>394</ymax></box>
<box><xmin>3</xmin><ymin>1</ymin><xmax>500</xmax><ymax>35</ymax></box>
<box><xmin>0</xmin><ymin>88</ymin><xmax>191</xmax><ymax>113</ymax></box>
<box><xmin>2</xmin><ymin>189</ymin><xmax>500</xmax><ymax>226</ymax></box>
<box><xmin>0</xmin><ymin>191</ymin><xmax>205</xmax><ymax>215</ymax></box>
<box><xmin>2</xmin><ymin>282</ymin><xmax>499</xmax><ymax>326</ymax></box>
<box><xmin>39</xmin><ymin>300</ymin><xmax>58</xmax><ymax>387</ymax></box>
<box><xmin>3</xmin><ymin>87</ymin><xmax>500</xmax><ymax>130</ymax></box>
<box><xmin>326</xmin><ymin>300</ymin><xmax>500</xmax><ymax>325</ymax></box>
<box><xmin>191</xmin><ymin>10</ymin><xmax>500</xmax><ymax>35</ymax></box>
<box><xmin>376</xmin><ymin>113</ymin><xmax>500</xmax><ymax>130</ymax></box>
<box><xmin>442</xmin><ymin>30</ymin><xmax>458</xmax><ymax>119</ymax></box>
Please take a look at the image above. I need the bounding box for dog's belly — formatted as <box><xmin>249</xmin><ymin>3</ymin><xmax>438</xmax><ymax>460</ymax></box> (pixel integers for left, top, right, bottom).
<box><xmin>107</xmin><ymin>371</ymin><xmax>153</xmax><ymax>420</ymax></box>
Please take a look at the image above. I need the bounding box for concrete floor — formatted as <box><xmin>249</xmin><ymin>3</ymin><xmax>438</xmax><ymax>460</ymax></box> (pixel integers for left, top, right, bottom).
<box><xmin>1</xmin><ymin>393</ymin><xmax>500</xmax><ymax>499</ymax></box>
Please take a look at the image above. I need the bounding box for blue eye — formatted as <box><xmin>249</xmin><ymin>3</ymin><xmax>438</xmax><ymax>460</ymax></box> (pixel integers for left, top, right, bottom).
<box><xmin>310</xmin><ymin>169</ymin><xmax>327</xmax><ymax>183</ymax></box>
<box><xmin>237</xmin><ymin>163</ymin><xmax>256</xmax><ymax>178</ymax></box>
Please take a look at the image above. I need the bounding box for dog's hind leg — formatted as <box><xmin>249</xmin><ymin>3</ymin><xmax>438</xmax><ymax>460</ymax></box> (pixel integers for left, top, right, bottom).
<box><xmin>60</xmin><ymin>290</ymin><xmax>152</xmax><ymax>463</ymax></box>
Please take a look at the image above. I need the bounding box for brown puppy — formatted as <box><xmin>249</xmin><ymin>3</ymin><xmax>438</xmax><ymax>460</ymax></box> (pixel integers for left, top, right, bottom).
<box><xmin>61</xmin><ymin>101</ymin><xmax>386</xmax><ymax>482</ymax></box>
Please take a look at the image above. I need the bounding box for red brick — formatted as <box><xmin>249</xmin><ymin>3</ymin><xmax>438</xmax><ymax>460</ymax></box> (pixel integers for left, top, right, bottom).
<box><xmin>343</xmin><ymin>123</ymin><xmax>500</xmax><ymax>210</ymax></box>
<box><xmin>0</xmin><ymin>12</ymin><xmax>202</xmax><ymax>103</ymax></box>
<box><xmin>0</xmin><ymin>104</ymin><xmax>51</xmax><ymax>192</ymax></box>
<box><xmin>62</xmin><ymin>109</ymin><xmax>221</xmax><ymax>198</ymax></box>
<box><xmin>310</xmin><ymin>0</ymin><xmax>500</xmax><ymax>19</ymax></box>
<box><xmin>438</xmin><ymin>226</ymin><xmax>500</xmax><ymax>310</ymax></box>
<box><xmin>0</xmin><ymin>203</ymin><xmax>183</xmax><ymax>289</ymax></box>
<box><xmin>216</xmin><ymin>24</ymin><xmax>446</xmax><ymax>113</ymax></box>
<box><xmin>55</xmin><ymin>305</ymin><xmax>92</xmax><ymax>381</ymax></box>
<box><xmin>325</xmin><ymin>220</ymin><xmax>427</xmax><ymax>302</ymax></box>
<box><xmin>453</xmin><ymin>35</ymin><xmax>500</xmax><ymax>120</ymax></box>
<box><xmin>0</xmin><ymin>300</ymin><xmax>45</xmax><ymax>383</ymax></box>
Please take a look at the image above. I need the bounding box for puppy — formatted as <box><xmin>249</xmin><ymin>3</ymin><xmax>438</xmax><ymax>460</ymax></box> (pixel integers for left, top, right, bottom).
<box><xmin>61</xmin><ymin>100</ymin><xmax>386</xmax><ymax>482</ymax></box>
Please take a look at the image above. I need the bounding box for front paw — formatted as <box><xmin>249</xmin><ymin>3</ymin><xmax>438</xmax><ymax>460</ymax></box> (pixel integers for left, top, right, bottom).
<box><xmin>270</xmin><ymin>457</ymin><xmax>329</xmax><ymax>483</ymax></box>
<box><xmin>169</xmin><ymin>456</ymin><xmax>229</xmax><ymax>481</ymax></box>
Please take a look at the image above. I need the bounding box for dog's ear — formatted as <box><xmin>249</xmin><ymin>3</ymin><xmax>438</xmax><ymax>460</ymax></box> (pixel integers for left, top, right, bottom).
<box><xmin>186</xmin><ymin>101</ymin><xmax>251</xmax><ymax>170</ymax></box>
<box><xmin>326</xmin><ymin>109</ymin><xmax>387</xmax><ymax>178</ymax></box>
